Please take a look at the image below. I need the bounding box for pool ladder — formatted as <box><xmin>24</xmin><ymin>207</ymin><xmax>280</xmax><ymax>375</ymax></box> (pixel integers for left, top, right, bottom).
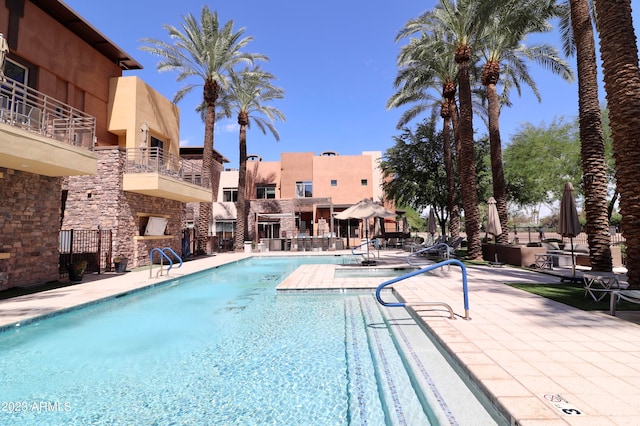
<box><xmin>149</xmin><ymin>247</ymin><xmax>183</xmax><ymax>279</ymax></box>
<box><xmin>375</xmin><ymin>259</ymin><xmax>470</xmax><ymax>320</ymax></box>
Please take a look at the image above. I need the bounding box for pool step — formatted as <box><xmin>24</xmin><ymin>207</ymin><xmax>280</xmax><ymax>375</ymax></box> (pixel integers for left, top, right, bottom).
<box><xmin>357</xmin><ymin>296</ymin><xmax>433</xmax><ymax>425</ymax></box>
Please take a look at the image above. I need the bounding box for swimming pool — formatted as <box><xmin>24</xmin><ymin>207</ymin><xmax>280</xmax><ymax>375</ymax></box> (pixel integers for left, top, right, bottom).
<box><xmin>0</xmin><ymin>256</ymin><xmax>502</xmax><ymax>425</ymax></box>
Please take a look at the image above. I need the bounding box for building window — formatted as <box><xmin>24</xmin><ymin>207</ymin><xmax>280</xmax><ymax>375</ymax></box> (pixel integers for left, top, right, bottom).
<box><xmin>361</xmin><ymin>179</ymin><xmax>368</xmax><ymax>186</ymax></box>
<box><xmin>257</xmin><ymin>184</ymin><xmax>276</xmax><ymax>199</ymax></box>
<box><xmin>4</xmin><ymin>59</ymin><xmax>28</xmax><ymax>84</ymax></box>
<box><xmin>223</xmin><ymin>188</ymin><xmax>238</xmax><ymax>202</ymax></box>
<box><xmin>295</xmin><ymin>181</ymin><xmax>313</xmax><ymax>198</ymax></box>
<box><xmin>330</xmin><ymin>179</ymin><xmax>337</xmax><ymax>187</ymax></box>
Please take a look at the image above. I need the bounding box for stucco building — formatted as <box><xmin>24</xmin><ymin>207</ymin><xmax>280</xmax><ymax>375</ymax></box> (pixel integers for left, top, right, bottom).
<box><xmin>0</xmin><ymin>1</ymin><xmax>213</xmax><ymax>289</ymax></box>
<box><xmin>212</xmin><ymin>151</ymin><xmax>402</xmax><ymax>250</ymax></box>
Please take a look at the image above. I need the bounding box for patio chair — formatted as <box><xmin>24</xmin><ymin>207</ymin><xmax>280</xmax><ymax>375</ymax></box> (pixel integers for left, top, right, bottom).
<box><xmin>609</xmin><ymin>289</ymin><xmax>640</xmax><ymax>316</ymax></box>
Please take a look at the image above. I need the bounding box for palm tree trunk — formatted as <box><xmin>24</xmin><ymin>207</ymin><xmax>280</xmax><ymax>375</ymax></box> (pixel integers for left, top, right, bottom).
<box><xmin>449</xmin><ymin>98</ymin><xmax>461</xmax><ymax>239</ymax></box>
<box><xmin>594</xmin><ymin>0</ymin><xmax>640</xmax><ymax>286</ymax></box>
<box><xmin>196</xmin><ymin>81</ymin><xmax>218</xmax><ymax>255</ymax></box>
<box><xmin>456</xmin><ymin>48</ymin><xmax>481</xmax><ymax>259</ymax></box>
<box><xmin>442</xmin><ymin>103</ymin><xmax>459</xmax><ymax>238</ymax></box>
<box><xmin>485</xmin><ymin>82</ymin><xmax>509</xmax><ymax>244</ymax></box>
<box><xmin>570</xmin><ymin>0</ymin><xmax>612</xmax><ymax>272</ymax></box>
<box><xmin>234</xmin><ymin>123</ymin><xmax>248</xmax><ymax>252</ymax></box>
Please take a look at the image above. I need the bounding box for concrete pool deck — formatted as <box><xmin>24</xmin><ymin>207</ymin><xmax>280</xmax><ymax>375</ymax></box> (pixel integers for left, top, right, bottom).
<box><xmin>1</xmin><ymin>250</ymin><xmax>639</xmax><ymax>424</ymax></box>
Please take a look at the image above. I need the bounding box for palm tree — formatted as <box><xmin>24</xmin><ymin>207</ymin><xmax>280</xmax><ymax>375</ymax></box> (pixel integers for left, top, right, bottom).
<box><xmin>479</xmin><ymin>1</ymin><xmax>573</xmax><ymax>244</ymax></box>
<box><xmin>387</xmin><ymin>34</ymin><xmax>461</xmax><ymax>238</ymax></box>
<box><xmin>226</xmin><ymin>67</ymin><xmax>285</xmax><ymax>252</ymax></box>
<box><xmin>558</xmin><ymin>0</ymin><xmax>613</xmax><ymax>271</ymax></box>
<box><xmin>140</xmin><ymin>6</ymin><xmax>265</xmax><ymax>254</ymax></box>
<box><xmin>414</xmin><ymin>0</ymin><xmax>494</xmax><ymax>259</ymax></box>
<box><xmin>593</xmin><ymin>0</ymin><xmax>640</xmax><ymax>286</ymax></box>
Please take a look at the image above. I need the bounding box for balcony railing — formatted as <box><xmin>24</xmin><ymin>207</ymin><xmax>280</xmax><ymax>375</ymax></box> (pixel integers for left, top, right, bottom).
<box><xmin>125</xmin><ymin>147</ymin><xmax>211</xmax><ymax>189</ymax></box>
<box><xmin>0</xmin><ymin>76</ymin><xmax>96</xmax><ymax>150</ymax></box>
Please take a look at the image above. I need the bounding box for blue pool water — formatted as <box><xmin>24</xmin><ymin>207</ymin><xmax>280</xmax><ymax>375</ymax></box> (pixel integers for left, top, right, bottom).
<box><xmin>0</xmin><ymin>256</ymin><xmax>500</xmax><ymax>425</ymax></box>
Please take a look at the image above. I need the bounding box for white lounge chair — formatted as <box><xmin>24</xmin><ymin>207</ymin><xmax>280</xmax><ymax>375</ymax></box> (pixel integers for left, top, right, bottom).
<box><xmin>609</xmin><ymin>289</ymin><xmax>640</xmax><ymax>316</ymax></box>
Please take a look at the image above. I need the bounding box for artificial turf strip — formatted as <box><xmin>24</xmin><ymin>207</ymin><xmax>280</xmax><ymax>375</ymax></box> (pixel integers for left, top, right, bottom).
<box><xmin>507</xmin><ymin>283</ymin><xmax>640</xmax><ymax>312</ymax></box>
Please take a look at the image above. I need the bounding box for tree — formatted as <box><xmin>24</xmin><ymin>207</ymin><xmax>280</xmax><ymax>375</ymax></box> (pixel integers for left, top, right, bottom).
<box><xmin>419</xmin><ymin>0</ymin><xmax>492</xmax><ymax>259</ymax></box>
<box><xmin>380</xmin><ymin>117</ymin><xmax>491</xmax><ymax>234</ymax></box>
<box><xmin>380</xmin><ymin>118</ymin><xmax>449</xmax><ymax>221</ymax></box>
<box><xmin>226</xmin><ymin>67</ymin><xmax>285</xmax><ymax>252</ymax></box>
<box><xmin>388</xmin><ymin>34</ymin><xmax>461</xmax><ymax>238</ymax></box>
<box><xmin>558</xmin><ymin>0</ymin><xmax>613</xmax><ymax>271</ymax></box>
<box><xmin>141</xmin><ymin>6</ymin><xmax>265</xmax><ymax>254</ymax></box>
<box><xmin>503</xmin><ymin>120</ymin><xmax>582</xmax><ymax>211</ymax></box>
<box><xmin>594</xmin><ymin>0</ymin><xmax>640</xmax><ymax>286</ymax></box>
<box><xmin>479</xmin><ymin>0</ymin><xmax>573</xmax><ymax>243</ymax></box>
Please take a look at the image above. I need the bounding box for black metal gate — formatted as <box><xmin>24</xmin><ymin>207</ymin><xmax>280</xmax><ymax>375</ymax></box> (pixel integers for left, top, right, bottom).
<box><xmin>59</xmin><ymin>229</ymin><xmax>112</xmax><ymax>276</ymax></box>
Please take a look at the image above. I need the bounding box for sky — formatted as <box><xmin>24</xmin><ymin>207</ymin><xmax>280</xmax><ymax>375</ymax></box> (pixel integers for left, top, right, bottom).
<box><xmin>63</xmin><ymin>1</ymin><xmax>640</xmax><ymax>169</ymax></box>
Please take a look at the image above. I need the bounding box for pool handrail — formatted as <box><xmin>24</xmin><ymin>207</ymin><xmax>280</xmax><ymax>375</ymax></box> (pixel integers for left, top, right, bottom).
<box><xmin>406</xmin><ymin>243</ymin><xmax>451</xmax><ymax>266</ymax></box>
<box><xmin>149</xmin><ymin>247</ymin><xmax>183</xmax><ymax>278</ymax></box>
<box><xmin>375</xmin><ymin>258</ymin><xmax>470</xmax><ymax>320</ymax></box>
<box><xmin>351</xmin><ymin>239</ymin><xmax>376</xmax><ymax>261</ymax></box>
<box><xmin>162</xmin><ymin>247</ymin><xmax>183</xmax><ymax>269</ymax></box>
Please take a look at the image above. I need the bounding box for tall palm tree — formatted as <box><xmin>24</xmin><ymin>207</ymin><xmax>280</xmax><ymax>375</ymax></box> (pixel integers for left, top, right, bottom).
<box><xmin>387</xmin><ymin>34</ymin><xmax>461</xmax><ymax>238</ymax></box>
<box><xmin>226</xmin><ymin>67</ymin><xmax>285</xmax><ymax>252</ymax></box>
<box><xmin>140</xmin><ymin>6</ymin><xmax>265</xmax><ymax>254</ymax></box>
<box><xmin>479</xmin><ymin>1</ymin><xmax>573</xmax><ymax>244</ymax></box>
<box><xmin>416</xmin><ymin>0</ymin><xmax>493</xmax><ymax>259</ymax></box>
<box><xmin>559</xmin><ymin>0</ymin><xmax>613</xmax><ymax>272</ymax></box>
<box><xmin>593</xmin><ymin>0</ymin><xmax>640</xmax><ymax>286</ymax></box>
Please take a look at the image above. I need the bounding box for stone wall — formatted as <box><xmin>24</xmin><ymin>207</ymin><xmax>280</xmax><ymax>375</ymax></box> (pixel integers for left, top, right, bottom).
<box><xmin>247</xmin><ymin>199</ymin><xmax>296</xmax><ymax>240</ymax></box>
<box><xmin>0</xmin><ymin>168</ymin><xmax>62</xmax><ymax>289</ymax></box>
<box><xmin>62</xmin><ymin>147</ymin><xmax>183</xmax><ymax>269</ymax></box>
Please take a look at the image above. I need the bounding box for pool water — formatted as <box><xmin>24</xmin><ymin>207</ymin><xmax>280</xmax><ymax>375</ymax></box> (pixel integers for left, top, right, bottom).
<box><xmin>0</xmin><ymin>256</ymin><xmax>501</xmax><ymax>425</ymax></box>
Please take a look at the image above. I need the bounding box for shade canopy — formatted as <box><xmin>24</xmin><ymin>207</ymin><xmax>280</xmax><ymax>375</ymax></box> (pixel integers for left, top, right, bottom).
<box><xmin>427</xmin><ymin>208</ymin><xmax>437</xmax><ymax>235</ymax></box>
<box><xmin>558</xmin><ymin>182</ymin><xmax>581</xmax><ymax>237</ymax></box>
<box><xmin>486</xmin><ymin>197</ymin><xmax>502</xmax><ymax>237</ymax></box>
<box><xmin>334</xmin><ymin>199</ymin><xmax>395</xmax><ymax>220</ymax></box>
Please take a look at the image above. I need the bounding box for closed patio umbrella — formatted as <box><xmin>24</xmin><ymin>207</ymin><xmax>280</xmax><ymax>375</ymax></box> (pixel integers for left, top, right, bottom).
<box><xmin>486</xmin><ymin>197</ymin><xmax>502</xmax><ymax>239</ymax></box>
<box><xmin>486</xmin><ymin>197</ymin><xmax>503</xmax><ymax>263</ymax></box>
<box><xmin>427</xmin><ymin>207</ymin><xmax>437</xmax><ymax>244</ymax></box>
<box><xmin>335</xmin><ymin>199</ymin><xmax>395</xmax><ymax>264</ymax></box>
<box><xmin>558</xmin><ymin>182</ymin><xmax>582</xmax><ymax>279</ymax></box>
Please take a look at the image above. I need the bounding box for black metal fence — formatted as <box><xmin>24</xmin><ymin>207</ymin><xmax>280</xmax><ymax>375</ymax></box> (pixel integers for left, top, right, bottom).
<box><xmin>506</xmin><ymin>226</ymin><xmax>625</xmax><ymax>246</ymax></box>
<box><xmin>59</xmin><ymin>229</ymin><xmax>112</xmax><ymax>276</ymax></box>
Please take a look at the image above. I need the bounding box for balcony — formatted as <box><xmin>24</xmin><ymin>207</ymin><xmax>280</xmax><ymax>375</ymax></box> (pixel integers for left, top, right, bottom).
<box><xmin>123</xmin><ymin>147</ymin><xmax>212</xmax><ymax>203</ymax></box>
<box><xmin>0</xmin><ymin>76</ymin><xmax>97</xmax><ymax>176</ymax></box>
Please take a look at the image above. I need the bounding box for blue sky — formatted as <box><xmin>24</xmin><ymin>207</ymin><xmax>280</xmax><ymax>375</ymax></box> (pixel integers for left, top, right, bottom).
<box><xmin>64</xmin><ymin>1</ymin><xmax>639</xmax><ymax>168</ymax></box>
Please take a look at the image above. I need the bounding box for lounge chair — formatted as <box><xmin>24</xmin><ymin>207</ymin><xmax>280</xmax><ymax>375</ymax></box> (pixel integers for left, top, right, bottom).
<box><xmin>609</xmin><ymin>289</ymin><xmax>640</xmax><ymax>315</ymax></box>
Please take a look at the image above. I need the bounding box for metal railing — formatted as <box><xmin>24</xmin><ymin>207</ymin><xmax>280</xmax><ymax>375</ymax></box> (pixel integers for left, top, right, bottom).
<box><xmin>149</xmin><ymin>247</ymin><xmax>183</xmax><ymax>278</ymax></box>
<box><xmin>376</xmin><ymin>259</ymin><xmax>470</xmax><ymax>320</ymax></box>
<box><xmin>125</xmin><ymin>147</ymin><xmax>211</xmax><ymax>189</ymax></box>
<box><xmin>59</xmin><ymin>229</ymin><xmax>112</xmax><ymax>275</ymax></box>
<box><xmin>0</xmin><ymin>76</ymin><xmax>96</xmax><ymax>149</ymax></box>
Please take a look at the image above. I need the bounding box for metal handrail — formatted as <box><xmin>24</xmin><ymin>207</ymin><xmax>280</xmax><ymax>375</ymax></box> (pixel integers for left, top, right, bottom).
<box><xmin>375</xmin><ymin>259</ymin><xmax>470</xmax><ymax>320</ymax></box>
<box><xmin>406</xmin><ymin>243</ymin><xmax>451</xmax><ymax>266</ymax></box>
<box><xmin>161</xmin><ymin>247</ymin><xmax>183</xmax><ymax>269</ymax></box>
<box><xmin>0</xmin><ymin>75</ymin><xmax>96</xmax><ymax>149</ymax></box>
<box><xmin>124</xmin><ymin>147</ymin><xmax>211</xmax><ymax>189</ymax></box>
<box><xmin>148</xmin><ymin>247</ymin><xmax>182</xmax><ymax>278</ymax></box>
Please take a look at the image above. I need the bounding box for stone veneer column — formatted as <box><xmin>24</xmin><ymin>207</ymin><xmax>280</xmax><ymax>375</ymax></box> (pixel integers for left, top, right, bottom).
<box><xmin>0</xmin><ymin>167</ymin><xmax>62</xmax><ymax>289</ymax></box>
<box><xmin>63</xmin><ymin>147</ymin><xmax>184</xmax><ymax>269</ymax></box>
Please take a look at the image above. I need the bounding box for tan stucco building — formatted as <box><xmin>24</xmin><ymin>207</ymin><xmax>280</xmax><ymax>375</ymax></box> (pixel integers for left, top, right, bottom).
<box><xmin>0</xmin><ymin>1</ymin><xmax>213</xmax><ymax>289</ymax></box>
<box><xmin>212</xmin><ymin>151</ymin><xmax>401</xmax><ymax>250</ymax></box>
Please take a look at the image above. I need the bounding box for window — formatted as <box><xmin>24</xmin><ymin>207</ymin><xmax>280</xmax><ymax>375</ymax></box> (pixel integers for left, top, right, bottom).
<box><xmin>330</xmin><ymin>179</ymin><xmax>337</xmax><ymax>187</ymax></box>
<box><xmin>295</xmin><ymin>181</ymin><xmax>313</xmax><ymax>198</ymax></box>
<box><xmin>361</xmin><ymin>179</ymin><xmax>368</xmax><ymax>186</ymax></box>
<box><xmin>223</xmin><ymin>188</ymin><xmax>238</xmax><ymax>202</ymax></box>
<box><xmin>257</xmin><ymin>184</ymin><xmax>276</xmax><ymax>199</ymax></box>
<box><xmin>4</xmin><ymin>59</ymin><xmax>28</xmax><ymax>84</ymax></box>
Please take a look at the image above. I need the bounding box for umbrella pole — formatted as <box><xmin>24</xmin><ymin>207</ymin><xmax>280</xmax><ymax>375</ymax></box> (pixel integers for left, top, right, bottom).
<box><xmin>571</xmin><ymin>236</ymin><xmax>576</xmax><ymax>278</ymax></box>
